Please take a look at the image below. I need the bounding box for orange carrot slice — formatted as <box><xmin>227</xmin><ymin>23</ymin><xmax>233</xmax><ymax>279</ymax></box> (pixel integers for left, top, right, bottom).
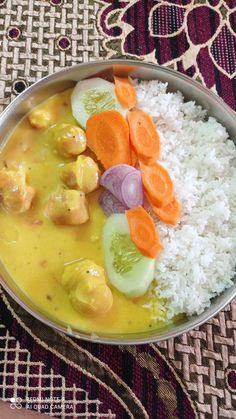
<box><xmin>131</xmin><ymin>148</ymin><xmax>137</xmax><ymax>167</ymax></box>
<box><xmin>86</xmin><ymin>110</ymin><xmax>131</xmax><ymax>169</ymax></box>
<box><xmin>112</xmin><ymin>65</ymin><xmax>136</xmax><ymax>77</ymax></box>
<box><xmin>152</xmin><ymin>196</ymin><xmax>181</xmax><ymax>226</ymax></box>
<box><xmin>140</xmin><ymin>161</ymin><xmax>174</xmax><ymax>207</ymax></box>
<box><xmin>114</xmin><ymin>76</ymin><xmax>137</xmax><ymax>109</ymax></box>
<box><xmin>127</xmin><ymin>109</ymin><xmax>160</xmax><ymax>164</ymax></box>
<box><xmin>126</xmin><ymin>206</ymin><xmax>163</xmax><ymax>259</ymax></box>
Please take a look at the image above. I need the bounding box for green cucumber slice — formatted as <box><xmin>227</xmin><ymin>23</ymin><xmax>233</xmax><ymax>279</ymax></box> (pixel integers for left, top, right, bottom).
<box><xmin>103</xmin><ymin>214</ymin><xmax>155</xmax><ymax>298</ymax></box>
<box><xmin>71</xmin><ymin>77</ymin><xmax>126</xmax><ymax>129</ymax></box>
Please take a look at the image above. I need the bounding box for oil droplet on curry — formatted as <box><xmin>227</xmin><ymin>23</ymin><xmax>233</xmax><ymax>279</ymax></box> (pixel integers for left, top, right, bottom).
<box><xmin>0</xmin><ymin>88</ymin><xmax>171</xmax><ymax>335</ymax></box>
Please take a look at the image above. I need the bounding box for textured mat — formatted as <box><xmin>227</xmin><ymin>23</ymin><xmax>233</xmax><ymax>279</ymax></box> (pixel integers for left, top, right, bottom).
<box><xmin>0</xmin><ymin>1</ymin><xmax>236</xmax><ymax>418</ymax></box>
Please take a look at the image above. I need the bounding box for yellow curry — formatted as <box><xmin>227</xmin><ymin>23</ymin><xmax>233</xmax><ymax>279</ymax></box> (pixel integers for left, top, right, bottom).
<box><xmin>0</xmin><ymin>87</ymin><xmax>172</xmax><ymax>335</ymax></box>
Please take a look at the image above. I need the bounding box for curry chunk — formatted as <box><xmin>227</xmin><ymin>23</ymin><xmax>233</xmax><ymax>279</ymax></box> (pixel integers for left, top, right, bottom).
<box><xmin>28</xmin><ymin>108</ymin><xmax>51</xmax><ymax>129</ymax></box>
<box><xmin>0</xmin><ymin>167</ymin><xmax>35</xmax><ymax>213</ymax></box>
<box><xmin>46</xmin><ymin>189</ymin><xmax>89</xmax><ymax>225</ymax></box>
<box><xmin>61</xmin><ymin>155</ymin><xmax>100</xmax><ymax>193</ymax></box>
<box><xmin>61</xmin><ymin>259</ymin><xmax>113</xmax><ymax>315</ymax></box>
<box><xmin>60</xmin><ymin>162</ymin><xmax>77</xmax><ymax>189</ymax></box>
<box><xmin>55</xmin><ymin>124</ymin><xmax>86</xmax><ymax>158</ymax></box>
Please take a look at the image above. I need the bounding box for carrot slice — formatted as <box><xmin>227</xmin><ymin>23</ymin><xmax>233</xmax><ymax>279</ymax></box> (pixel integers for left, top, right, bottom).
<box><xmin>114</xmin><ymin>76</ymin><xmax>137</xmax><ymax>109</ymax></box>
<box><xmin>126</xmin><ymin>206</ymin><xmax>162</xmax><ymax>259</ymax></box>
<box><xmin>112</xmin><ymin>65</ymin><xmax>136</xmax><ymax>77</ymax></box>
<box><xmin>127</xmin><ymin>109</ymin><xmax>160</xmax><ymax>164</ymax></box>
<box><xmin>131</xmin><ymin>148</ymin><xmax>137</xmax><ymax>167</ymax></box>
<box><xmin>140</xmin><ymin>161</ymin><xmax>174</xmax><ymax>207</ymax></box>
<box><xmin>86</xmin><ymin>110</ymin><xmax>131</xmax><ymax>169</ymax></box>
<box><xmin>152</xmin><ymin>196</ymin><xmax>181</xmax><ymax>226</ymax></box>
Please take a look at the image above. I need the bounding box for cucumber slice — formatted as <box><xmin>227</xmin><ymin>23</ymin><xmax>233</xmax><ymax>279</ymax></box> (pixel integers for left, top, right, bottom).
<box><xmin>103</xmin><ymin>214</ymin><xmax>155</xmax><ymax>298</ymax></box>
<box><xmin>71</xmin><ymin>77</ymin><xmax>126</xmax><ymax>129</ymax></box>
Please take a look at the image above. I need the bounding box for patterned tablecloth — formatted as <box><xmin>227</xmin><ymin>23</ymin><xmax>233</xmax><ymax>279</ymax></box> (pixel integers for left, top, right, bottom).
<box><xmin>0</xmin><ymin>1</ymin><xmax>236</xmax><ymax>418</ymax></box>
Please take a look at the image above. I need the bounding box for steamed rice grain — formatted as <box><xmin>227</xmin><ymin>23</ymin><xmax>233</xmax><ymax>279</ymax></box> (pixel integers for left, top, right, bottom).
<box><xmin>135</xmin><ymin>80</ymin><xmax>236</xmax><ymax>319</ymax></box>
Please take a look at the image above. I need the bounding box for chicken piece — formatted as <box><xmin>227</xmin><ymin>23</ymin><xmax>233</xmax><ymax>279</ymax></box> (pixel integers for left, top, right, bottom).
<box><xmin>28</xmin><ymin>108</ymin><xmax>51</xmax><ymax>129</ymax></box>
<box><xmin>62</xmin><ymin>259</ymin><xmax>106</xmax><ymax>291</ymax></box>
<box><xmin>61</xmin><ymin>155</ymin><xmax>100</xmax><ymax>194</ymax></box>
<box><xmin>3</xmin><ymin>185</ymin><xmax>35</xmax><ymax>214</ymax></box>
<box><xmin>46</xmin><ymin>189</ymin><xmax>89</xmax><ymax>225</ymax></box>
<box><xmin>73</xmin><ymin>155</ymin><xmax>100</xmax><ymax>194</ymax></box>
<box><xmin>60</xmin><ymin>162</ymin><xmax>77</xmax><ymax>189</ymax></box>
<box><xmin>61</xmin><ymin>259</ymin><xmax>113</xmax><ymax>315</ymax></box>
<box><xmin>55</xmin><ymin>124</ymin><xmax>86</xmax><ymax>158</ymax></box>
<box><xmin>0</xmin><ymin>167</ymin><xmax>35</xmax><ymax>213</ymax></box>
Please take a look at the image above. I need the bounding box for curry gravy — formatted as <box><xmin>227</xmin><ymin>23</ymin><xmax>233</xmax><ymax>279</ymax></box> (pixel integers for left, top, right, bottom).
<box><xmin>0</xmin><ymin>89</ymin><xmax>170</xmax><ymax>334</ymax></box>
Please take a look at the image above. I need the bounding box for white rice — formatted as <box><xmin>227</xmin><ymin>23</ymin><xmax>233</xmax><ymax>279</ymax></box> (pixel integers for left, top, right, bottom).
<box><xmin>135</xmin><ymin>80</ymin><xmax>236</xmax><ymax>319</ymax></box>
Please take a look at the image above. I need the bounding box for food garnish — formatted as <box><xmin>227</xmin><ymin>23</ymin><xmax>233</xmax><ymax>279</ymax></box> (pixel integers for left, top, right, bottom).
<box><xmin>152</xmin><ymin>196</ymin><xmax>181</xmax><ymax>226</ymax></box>
<box><xmin>121</xmin><ymin>170</ymin><xmax>143</xmax><ymax>208</ymax></box>
<box><xmin>86</xmin><ymin>110</ymin><xmax>131</xmax><ymax>169</ymax></box>
<box><xmin>99</xmin><ymin>190</ymin><xmax>127</xmax><ymax>216</ymax></box>
<box><xmin>126</xmin><ymin>206</ymin><xmax>163</xmax><ymax>259</ymax></box>
<box><xmin>100</xmin><ymin>164</ymin><xmax>143</xmax><ymax>212</ymax></box>
<box><xmin>130</xmin><ymin>148</ymin><xmax>138</xmax><ymax>167</ymax></box>
<box><xmin>114</xmin><ymin>76</ymin><xmax>137</xmax><ymax>109</ymax></box>
<box><xmin>100</xmin><ymin>164</ymin><xmax>135</xmax><ymax>203</ymax></box>
<box><xmin>71</xmin><ymin>77</ymin><xmax>126</xmax><ymax>129</ymax></box>
<box><xmin>140</xmin><ymin>161</ymin><xmax>174</xmax><ymax>208</ymax></box>
<box><xmin>127</xmin><ymin>109</ymin><xmax>161</xmax><ymax>164</ymax></box>
<box><xmin>103</xmin><ymin>214</ymin><xmax>155</xmax><ymax>297</ymax></box>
